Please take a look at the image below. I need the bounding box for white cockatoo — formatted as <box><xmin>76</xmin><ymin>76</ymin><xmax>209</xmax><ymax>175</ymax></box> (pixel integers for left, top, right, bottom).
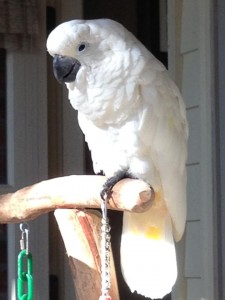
<box><xmin>47</xmin><ymin>19</ymin><xmax>188</xmax><ymax>299</ymax></box>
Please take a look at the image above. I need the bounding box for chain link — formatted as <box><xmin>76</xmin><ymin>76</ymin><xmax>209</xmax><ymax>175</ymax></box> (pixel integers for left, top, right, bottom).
<box><xmin>99</xmin><ymin>197</ymin><xmax>112</xmax><ymax>300</ymax></box>
<box><xmin>17</xmin><ymin>249</ymin><xmax>34</xmax><ymax>300</ymax></box>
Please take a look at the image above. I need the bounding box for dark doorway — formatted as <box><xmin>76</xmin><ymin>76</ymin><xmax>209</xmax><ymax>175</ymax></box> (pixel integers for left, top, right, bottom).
<box><xmin>0</xmin><ymin>49</ymin><xmax>7</xmax><ymax>184</ymax></box>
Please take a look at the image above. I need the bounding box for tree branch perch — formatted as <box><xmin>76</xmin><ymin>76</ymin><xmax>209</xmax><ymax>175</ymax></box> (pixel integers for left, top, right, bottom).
<box><xmin>0</xmin><ymin>175</ymin><xmax>153</xmax><ymax>224</ymax></box>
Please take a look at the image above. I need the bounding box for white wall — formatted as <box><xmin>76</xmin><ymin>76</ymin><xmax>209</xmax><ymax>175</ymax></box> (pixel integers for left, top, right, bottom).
<box><xmin>168</xmin><ymin>1</ymin><xmax>215</xmax><ymax>299</ymax></box>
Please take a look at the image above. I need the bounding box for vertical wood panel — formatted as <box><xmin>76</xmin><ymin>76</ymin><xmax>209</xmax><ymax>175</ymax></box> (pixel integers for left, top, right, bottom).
<box><xmin>186</xmin><ymin>278</ymin><xmax>202</xmax><ymax>300</ymax></box>
<box><xmin>186</xmin><ymin>164</ymin><xmax>201</xmax><ymax>220</ymax></box>
<box><xmin>187</xmin><ymin>108</ymin><xmax>201</xmax><ymax>164</ymax></box>
<box><xmin>182</xmin><ymin>51</ymin><xmax>200</xmax><ymax>108</ymax></box>
<box><xmin>181</xmin><ymin>0</ymin><xmax>199</xmax><ymax>53</ymax></box>
<box><xmin>214</xmin><ymin>0</ymin><xmax>225</xmax><ymax>298</ymax></box>
<box><xmin>184</xmin><ymin>221</ymin><xmax>202</xmax><ymax>278</ymax></box>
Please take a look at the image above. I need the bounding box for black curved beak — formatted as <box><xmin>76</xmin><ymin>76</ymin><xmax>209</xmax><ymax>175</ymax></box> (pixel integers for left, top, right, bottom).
<box><xmin>53</xmin><ymin>55</ymin><xmax>81</xmax><ymax>83</ymax></box>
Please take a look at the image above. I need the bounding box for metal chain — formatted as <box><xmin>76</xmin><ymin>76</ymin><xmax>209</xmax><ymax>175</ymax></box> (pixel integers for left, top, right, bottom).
<box><xmin>99</xmin><ymin>197</ymin><xmax>112</xmax><ymax>300</ymax></box>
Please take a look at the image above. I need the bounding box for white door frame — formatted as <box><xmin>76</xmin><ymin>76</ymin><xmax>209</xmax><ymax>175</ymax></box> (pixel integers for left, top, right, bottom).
<box><xmin>0</xmin><ymin>2</ymin><xmax>49</xmax><ymax>299</ymax></box>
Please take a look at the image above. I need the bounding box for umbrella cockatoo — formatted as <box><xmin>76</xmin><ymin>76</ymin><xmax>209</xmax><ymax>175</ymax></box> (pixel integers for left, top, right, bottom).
<box><xmin>47</xmin><ymin>19</ymin><xmax>188</xmax><ymax>299</ymax></box>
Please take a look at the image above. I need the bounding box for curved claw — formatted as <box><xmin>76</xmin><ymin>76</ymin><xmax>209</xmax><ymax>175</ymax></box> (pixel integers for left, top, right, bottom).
<box><xmin>100</xmin><ymin>186</ymin><xmax>112</xmax><ymax>201</ymax></box>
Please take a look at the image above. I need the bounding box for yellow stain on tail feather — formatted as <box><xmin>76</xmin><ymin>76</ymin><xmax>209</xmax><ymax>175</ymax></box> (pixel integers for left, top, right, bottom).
<box><xmin>145</xmin><ymin>226</ymin><xmax>162</xmax><ymax>240</ymax></box>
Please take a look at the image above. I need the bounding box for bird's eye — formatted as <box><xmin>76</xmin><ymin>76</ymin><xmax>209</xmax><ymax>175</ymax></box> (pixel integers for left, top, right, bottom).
<box><xmin>78</xmin><ymin>43</ymin><xmax>87</xmax><ymax>52</ymax></box>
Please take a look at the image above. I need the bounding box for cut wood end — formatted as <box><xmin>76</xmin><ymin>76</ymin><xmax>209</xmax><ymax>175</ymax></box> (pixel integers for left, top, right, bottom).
<box><xmin>109</xmin><ymin>178</ymin><xmax>154</xmax><ymax>212</ymax></box>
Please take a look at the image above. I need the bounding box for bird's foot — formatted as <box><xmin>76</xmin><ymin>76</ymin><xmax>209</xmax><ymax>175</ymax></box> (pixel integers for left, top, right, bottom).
<box><xmin>100</xmin><ymin>170</ymin><xmax>135</xmax><ymax>201</ymax></box>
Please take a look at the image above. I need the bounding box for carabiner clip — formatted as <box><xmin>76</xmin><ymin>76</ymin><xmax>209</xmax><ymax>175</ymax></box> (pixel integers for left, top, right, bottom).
<box><xmin>20</xmin><ymin>223</ymin><xmax>29</xmax><ymax>255</ymax></box>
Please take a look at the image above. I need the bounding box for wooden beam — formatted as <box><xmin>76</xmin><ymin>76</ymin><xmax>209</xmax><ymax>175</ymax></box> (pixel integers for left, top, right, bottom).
<box><xmin>0</xmin><ymin>175</ymin><xmax>153</xmax><ymax>223</ymax></box>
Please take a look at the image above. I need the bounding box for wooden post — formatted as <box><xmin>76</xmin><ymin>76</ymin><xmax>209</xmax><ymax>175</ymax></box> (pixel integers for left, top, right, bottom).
<box><xmin>55</xmin><ymin>209</ymin><xmax>119</xmax><ymax>299</ymax></box>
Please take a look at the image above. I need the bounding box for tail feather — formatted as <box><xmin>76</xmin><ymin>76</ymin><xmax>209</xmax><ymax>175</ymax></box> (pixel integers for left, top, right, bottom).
<box><xmin>120</xmin><ymin>208</ymin><xmax>177</xmax><ymax>299</ymax></box>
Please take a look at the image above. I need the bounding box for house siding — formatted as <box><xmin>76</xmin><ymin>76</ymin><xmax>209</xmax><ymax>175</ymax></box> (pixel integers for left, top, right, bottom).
<box><xmin>168</xmin><ymin>0</ymin><xmax>215</xmax><ymax>299</ymax></box>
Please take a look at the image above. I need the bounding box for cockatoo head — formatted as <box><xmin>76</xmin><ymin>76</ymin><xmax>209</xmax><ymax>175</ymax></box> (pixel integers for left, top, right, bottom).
<box><xmin>47</xmin><ymin>19</ymin><xmax>148</xmax><ymax>124</ymax></box>
<box><xmin>47</xmin><ymin>19</ymin><xmax>129</xmax><ymax>81</ymax></box>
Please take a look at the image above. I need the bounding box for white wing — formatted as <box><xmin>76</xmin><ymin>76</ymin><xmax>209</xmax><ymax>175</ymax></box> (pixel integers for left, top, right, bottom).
<box><xmin>139</xmin><ymin>66</ymin><xmax>188</xmax><ymax>240</ymax></box>
<box><xmin>120</xmin><ymin>61</ymin><xmax>188</xmax><ymax>298</ymax></box>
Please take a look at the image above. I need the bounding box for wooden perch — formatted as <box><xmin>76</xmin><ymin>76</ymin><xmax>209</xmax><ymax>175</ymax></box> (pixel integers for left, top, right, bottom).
<box><xmin>0</xmin><ymin>175</ymin><xmax>154</xmax><ymax>224</ymax></box>
<box><xmin>0</xmin><ymin>175</ymin><xmax>154</xmax><ymax>299</ymax></box>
